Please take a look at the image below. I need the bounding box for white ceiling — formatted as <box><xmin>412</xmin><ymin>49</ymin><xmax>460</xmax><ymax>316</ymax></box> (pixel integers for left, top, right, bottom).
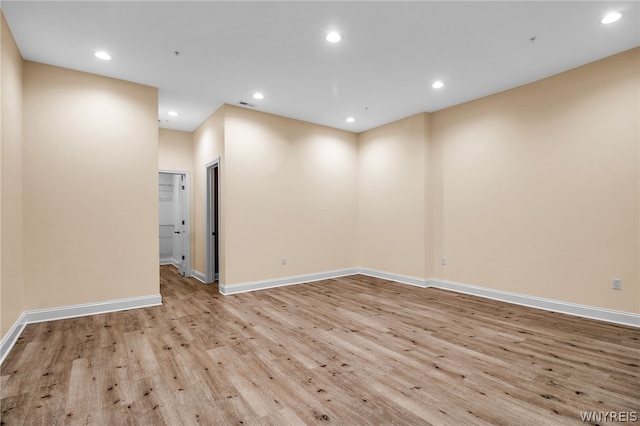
<box><xmin>3</xmin><ymin>1</ymin><xmax>639</xmax><ymax>133</ymax></box>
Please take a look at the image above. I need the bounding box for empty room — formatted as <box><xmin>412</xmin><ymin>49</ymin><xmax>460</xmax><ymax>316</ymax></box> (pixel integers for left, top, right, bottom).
<box><xmin>1</xmin><ymin>2</ymin><xmax>638</xmax><ymax>425</ymax></box>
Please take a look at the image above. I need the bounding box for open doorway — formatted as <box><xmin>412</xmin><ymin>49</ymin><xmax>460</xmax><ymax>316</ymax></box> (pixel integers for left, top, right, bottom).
<box><xmin>159</xmin><ymin>171</ymin><xmax>191</xmax><ymax>277</ymax></box>
<box><xmin>205</xmin><ymin>160</ymin><xmax>220</xmax><ymax>284</ymax></box>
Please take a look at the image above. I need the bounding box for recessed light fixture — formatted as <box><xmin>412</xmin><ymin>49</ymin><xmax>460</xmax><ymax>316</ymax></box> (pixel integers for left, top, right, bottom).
<box><xmin>601</xmin><ymin>12</ymin><xmax>622</xmax><ymax>24</ymax></box>
<box><xmin>326</xmin><ymin>31</ymin><xmax>342</xmax><ymax>43</ymax></box>
<box><xmin>94</xmin><ymin>51</ymin><xmax>111</xmax><ymax>61</ymax></box>
<box><xmin>252</xmin><ymin>92</ymin><xmax>264</xmax><ymax>100</ymax></box>
<box><xmin>432</xmin><ymin>80</ymin><xmax>445</xmax><ymax>89</ymax></box>
<box><xmin>346</xmin><ymin>117</ymin><xmax>355</xmax><ymax>123</ymax></box>
<box><xmin>168</xmin><ymin>111</ymin><xmax>178</xmax><ymax>117</ymax></box>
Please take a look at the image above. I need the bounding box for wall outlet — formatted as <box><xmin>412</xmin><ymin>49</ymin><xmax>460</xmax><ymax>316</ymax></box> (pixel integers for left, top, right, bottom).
<box><xmin>613</xmin><ymin>279</ymin><xmax>621</xmax><ymax>290</ymax></box>
<box><xmin>441</xmin><ymin>257</ymin><xmax>446</xmax><ymax>266</ymax></box>
<box><xmin>281</xmin><ymin>257</ymin><xmax>287</xmax><ymax>266</ymax></box>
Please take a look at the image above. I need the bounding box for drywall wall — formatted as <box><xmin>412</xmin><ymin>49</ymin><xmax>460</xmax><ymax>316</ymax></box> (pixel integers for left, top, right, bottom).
<box><xmin>5</xmin><ymin>7</ymin><xmax>634</xmax><ymax>339</ymax></box>
<box><xmin>430</xmin><ymin>47</ymin><xmax>639</xmax><ymax>313</ymax></box>
<box><xmin>223</xmin><ymin>105</ymin><xmax>358</xmax><ymax>285</ymax></box>
<box><xmin>159</xmin><ymin>128</ymin><xmax>194</xmax><ymax>173</ymax></box>
<box><xmin>22</xmin><ymin>61</ymin><xmax>159</xmax><ymax>309</ymax></box>
<box><xmin>192</xmin><ymin>106</ymin><xmax>225</xmax><ymax>279</ymax></box>
<box><xmin>0</xmin><ymin>11</ymin><xmax>24</xmax><ymax>338</ymax></box>
<box><xmin>358</xmin><ymin>113</ymin><xmax>428</xmax><ymax>280</ymax></box>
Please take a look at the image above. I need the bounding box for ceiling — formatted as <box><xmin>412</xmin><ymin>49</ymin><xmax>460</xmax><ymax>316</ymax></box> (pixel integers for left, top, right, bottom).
<box><xmin>3</xmin><ymin>1</ymin><xmax>639</xmax><ymax>133</ymax></box>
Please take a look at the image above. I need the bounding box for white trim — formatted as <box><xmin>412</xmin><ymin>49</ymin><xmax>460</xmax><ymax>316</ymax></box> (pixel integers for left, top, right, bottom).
<box><xmin>23</xmin><ymin>294</ymin><xmax>162</xmax><ymax>324</ymax></box>
<box><xmin>191</xmin><ymin>270</ymin><xmax>207</xmax><ymax>283</ymax></box>
<box><xmin>429</xmin><ymin>278</ymin><xmax>640</xmax><ymax>328</ymax></box>
<box><xmin>219</xmin><ymin>268</ymin><xmax>359</xmax><ymax>295</ymax></box>
<box><xmin>205</xmin><ymin>159</ymin><xmax>221</xmax><ymax>284</ymax></box>
<box><xmin>357</xmin><ymin>267</ymin><xmax>428</xmax><ymax>288</ymax></box>
<box><xmin>159</xmin><ymin>258</ymin><xmax>180</xmax><ymax>267</ymax></box>
<box><xmin>0</xmin><ymin>312</ymin><xmax>27</xmax><ymax>365</ymax></box>
<box><xmin>4</xmin><ymin>269</ymin><xmax>636</xmax><ymax>367</ymax></box>
<box><xmin>159</xmin><ymin>169</ymin><xmax>190</xmax><ymax>175</ymax></box>
<box><xmin>219</xmin><ymin>267</ymin><xmax>638</xmax><ymax>327</ymax></box>
<box><xmin>0</xmin><ymin>295</ymin><xmax>162</xmax><ymax>365</ymax></box>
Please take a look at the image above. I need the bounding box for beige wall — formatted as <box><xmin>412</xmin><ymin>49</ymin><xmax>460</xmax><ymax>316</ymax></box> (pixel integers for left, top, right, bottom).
<box><xmin>23</xmin><ymin>62</ymin><xmax>159</xmax><ymax>309</ymax></box>
<box><xmin>223</xmin><ymin>106</ymin><xmax>358</xmax><ymax>285</ymax></box>
<box><xmin>184</xmin><ymin>49</ymin><xmax>638</xmax><ymax>316</ymax></box>
<box><xmin>189</xmin><ymin>105</ymin><xmax>359</xmax><ymax>286</ymax></box>
<box><xmin>358</xmin><ymin>113</ymin><xmax>428</xmax><ymax>279</ymax></box>
<box><xmin>159</xmin><ymin>128</ymin><xmax>194</xmax><ymax>173</ymax></box>
<box><xmin>0</xmin><ymin>11</ymin><xmax>24</xmax><ymax>337</ymax></box>
<box><xmin>192</xmin><ymin>106</ymin><xmax>225</xmax><ymax>277</ymax></box>
<box><xmin>430</xmin><ymin>48</ymin><xmax>639</xmax><ymax>313</ymax></box>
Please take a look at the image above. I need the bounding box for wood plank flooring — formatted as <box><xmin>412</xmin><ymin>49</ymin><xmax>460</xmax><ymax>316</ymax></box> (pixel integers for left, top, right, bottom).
<box><xmin>1</xmin><ymin>266</ymin><xmax>638</xmax><ymax>425</ymax></box>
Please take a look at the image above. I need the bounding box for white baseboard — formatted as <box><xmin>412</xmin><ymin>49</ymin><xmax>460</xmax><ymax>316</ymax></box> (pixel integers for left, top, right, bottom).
<box><xmin>220</xmin><ymin>268</ymin><xmax>359</xmax><ymax>295</ymax></box>
<box><xmin>0</xmin><ymin>294</ymin><xmax>162</xmax><ymax>366</ymax></box>
<box><xmin>429</xmin><ymin>278</ymin><xmax>640</xmax><ymax>328</ymax></box>
<box><xmin>191</xmin><ymin>270</ymin><xmax>206</xmax><ymax>283</ymax></box>
<box><xmin>174</xmin><ymin>269</ymin><xmax>211</xmax><ymax>284</ymax></box>
<box><xmin>357</xmin><ymin>267</ymin><xmax>428</xmax><ymax>288</ymax></box>
<box><xmin>0</xmin><ymin>312</ymin><xmax>27</xmax><ymax>366</ymax></box>
<box><xmin>218</xmin><ymin>268</ymin><xmax>427</xmax><ymax>295</ymax></box>
<box><xmin>23</xmin><ymin>294</ymin><xmax>162</xmax><ymax>324</ymax></box>
<box><xmin>217</xmin><ymin>268</ymin><xmax>638</xmax><ymax>327</ymax></box>
<box><xmin>4</xmin><ymin>270</ymin><xmax>636</xmax><ymax>366</ymax></box>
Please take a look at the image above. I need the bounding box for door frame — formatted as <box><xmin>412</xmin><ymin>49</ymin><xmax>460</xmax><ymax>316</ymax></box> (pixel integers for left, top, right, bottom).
<box><xmin>205</xmin><ymin>159</ymin><xmax>220</xmax><ymax>284</ymax></box>
<box><xmin>159</xmin><ymin>170</ymin><xmax>192</xmax><ymax>277</ymax></box>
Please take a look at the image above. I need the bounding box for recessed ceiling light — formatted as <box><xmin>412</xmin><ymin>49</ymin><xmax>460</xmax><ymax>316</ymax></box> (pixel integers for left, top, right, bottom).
<box><xmin>346</xmin><ymin>117</ymin><xmax>355</xmax><ymax>123</ymax></box>
<box><xmin>326</xmin><ymin>31</ymin><xmax>342</xmax><ymax>43</ymax></box>
<box><xmin>432</xmin><ymin>80</ymin><xmax>445</xmax><ymax>89</ymax></box>
<box><xmin>601</xmin><ymin>12</ymin><xmax>622</xmax><ymax>24</ymax></box>
<box><xmin>252</xmin><ymin>92</ymin><xmax>264</xmax><ymax>100</ymax></box>
<box><xmin>168</xmin><ymin>111</ymin><xmax>178</xmax><ymax>116</ymax></box>
<box><xmin>94</xmin><ymin>51</ymin><xmax>111</xmax><ymax>61</ymax></box>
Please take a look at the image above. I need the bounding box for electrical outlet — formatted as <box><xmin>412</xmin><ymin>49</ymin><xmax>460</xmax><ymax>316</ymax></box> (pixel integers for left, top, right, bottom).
<box><xmin>281</xmin><ymin>257</ymin><xmax>287</xmax><ymax>266</ymax></box>
<box><xmin>441</xmin><ymin>257</ymin><xmax>446</xmax><ymax>266</ymax></box>
<box><xmin>613</xmin><ymin>279</ymin><xmax>621</xmax><ymax>290</ymax></box>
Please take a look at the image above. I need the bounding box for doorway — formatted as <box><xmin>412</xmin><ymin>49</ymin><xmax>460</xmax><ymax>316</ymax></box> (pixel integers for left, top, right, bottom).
<box><xmin>205</xmin><ymin>160</ymin><xmax>220</xmax><ymax>284</ymax></box>
<box><xmin>158</xmin><ymin>171</ymin><xmax>191</xmax><ymax>277</ymax></box>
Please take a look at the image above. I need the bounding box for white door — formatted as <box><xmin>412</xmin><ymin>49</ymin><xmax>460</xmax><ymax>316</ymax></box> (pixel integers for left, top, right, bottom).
<box><xmin>159</xmin><ymin>171</ymin><xmax>191</xmax><ymax>277</ymax></box>
<box><xmin>174</xmin><ymin>174</ymin><xmax>186</xmax><ymax>277</ymax></box>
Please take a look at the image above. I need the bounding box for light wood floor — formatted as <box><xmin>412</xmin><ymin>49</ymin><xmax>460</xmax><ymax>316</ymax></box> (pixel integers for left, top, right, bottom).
<box><xmin>1</xmin><ymin>266</ymin><xmax>638</xmax><ymax>425</ymax></box>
